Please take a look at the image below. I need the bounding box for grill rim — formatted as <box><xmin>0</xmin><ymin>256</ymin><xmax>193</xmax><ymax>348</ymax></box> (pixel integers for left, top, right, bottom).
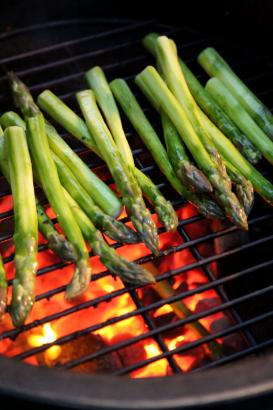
<box><xmin>1</xmin><ymin>353</ymin><xmax>273</xmax><ymax>409</ymax></box>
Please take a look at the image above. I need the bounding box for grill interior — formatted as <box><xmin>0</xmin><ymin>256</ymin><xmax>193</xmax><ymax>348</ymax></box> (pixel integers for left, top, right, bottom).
<box><xmin>1</xmin><ymin>18</ymin><xmax>273</xmax><ymax>377</ymax></box>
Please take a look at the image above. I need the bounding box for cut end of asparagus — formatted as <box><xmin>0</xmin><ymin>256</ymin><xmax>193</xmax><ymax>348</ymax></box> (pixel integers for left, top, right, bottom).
<box><xmin>101</xmin><ymin>214</ymin><xmax>141</xmax><ymax>244</ymax></box>
<box><xmin>47</xmin><ymin>232</ymin><xmax>78</xmax><ymax>262</ymax></box>
<box><xmin>92</xmin><ymin>230</ymin><xmax>155</xmax><ymax>285</ymax></box>
<box><xmin>154</xmin><ymin>197</ymin><xmax>178</xmax><ymax>232</ymax></box>
<box><xmin>8</xmin><ymin>72</ymin><xmax>40</xmax><ymax>118</ymax></box>
<box><xmin>65</xmin><ymin>259</ymin><xmax>92</xmax><ymax>300</ymax></box>
<box><xmin>10</xmin><ymin>278</ymin><xmax>35</xmax><ymax>327</ymax></box>
<box><xmin>0</xmin><ymin>286</ymin><xmax>7</xmax><ymax>319</ymax></box>
<box><xmin>178</xmin><ymin>161</ymin><xmax>213</xmax><ymax>194</ymax></box>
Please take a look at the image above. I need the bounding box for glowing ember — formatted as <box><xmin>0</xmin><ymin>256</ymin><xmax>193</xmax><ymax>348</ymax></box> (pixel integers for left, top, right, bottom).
<box><xmin>28</xmin><ymin>324</ymin><xmax>61</xmax><ymax>363</ymax></box>
<box><xmin>0</xmin><ymin>205</ymin><xmax>244</xmax><ymax>377</ymax></box>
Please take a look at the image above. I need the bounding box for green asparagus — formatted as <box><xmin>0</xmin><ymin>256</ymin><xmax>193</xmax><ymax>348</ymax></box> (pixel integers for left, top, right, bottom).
<box><xmin>198</xmin><ymin>47</ymin><xmax>273</xmax><ymax>140</ymax></box>
<box><xmin>154</xmin><ymin>36</ymin><xmax>247</xmax><ymax>229</ymax></box>
<box><xmin>64</xmin><ymin>190</ymin><xmax>155</xmax><ymax>285</ymax></box>
<box><xmin>5</xmin><ymin>126</ymin><xmax>38</xmax><ymax>327</ymax></box>
<box><xmin>205</xmin><ymin>78</ymin><xmax>273</xmax><ymax>166</ymax></box>
<box><xmin>161</xmin><ymin>112</ymin><xmax>212</xmax><ymax>194</ymax></box>
<box><xmin>76</xmin><ymin>89</ymin><xmax>159</xmax><ymax>254</ymax></box>
<box><xmin>86</xmin><ymin>65</ymin><xmax>178</xmax><ymax>231</ymax></box>
<box><xmin>111</xmin><ymin>78</ymin><xmax>224</xmax><ymax>220</ymax></box>
<box><xmin>224</xmin><ymin>161</ymin><xmax>254</xmax><ymax>215</ymax></box>
<box><xmin>136</xmin><ymin>65</ymin><xmax>247</xmax><ymax>229</ymax></box>
<box><xmin>142</xmin><ymin>33</ymin><xmax>261</xmax><ymax>165</ymax></box>
<box><xmin>0</xmin><ymin>253</ymin><xmax>7</xmax><ymax>319</ymax></box>
<box><xmin>9</xmin><ymin>73</ymin><xmax>121</xmax><ymax>218</ymax></box>
<box><xmin>35</xmin><ymin>199</ymin><xmax>78</xmax><ymax>262</ymax></box>
<box><xmin>52</xmin><ymin>152</ymin><xmax>140</xmax><ymax>244</ymax></box>
<box><xmin>26</xmin><ymin>114</ymin><xmax>91</xmax><ymax>300</ymax></box>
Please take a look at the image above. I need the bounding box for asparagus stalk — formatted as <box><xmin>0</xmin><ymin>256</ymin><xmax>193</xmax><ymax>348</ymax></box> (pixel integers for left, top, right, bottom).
<box><xmin>161</xmin><ymin>112</ymin><xmax>212</xmax><ymax>194</ymax></box>
<box><xmin>8</xmin><ymin>73</ymin><xmax>122</xmax><ymax>218</ymax></box>
<box><xmin>154</xmin><ymin>36</ymin><xmax>247</xmax><ymax>230</ymax></box>
<box><xmin>35</xmin><ymin>199</ymin><xmax>78</xmax><ymax>261</ymax></box>
<box><xmin>52</xmin><ymin>152</ymin><xmax>140</xmax><ymax>244</ymax></box>
<box><xmin>26</xmin><ymin>114</ymin><xmax>91</xmax><ymax>300</ymax></box>
<box><xmin>142</xmin><ymin>33</ymin><xmax>261</xmax><ymax>165</ymax></box>
<box><xmin>0</xmin><ymin>112</ymin><xmax>83</xmax><ymax>262</ymax></box>
<box><xmin>0</xmin><ymin>254</ymin><xmax>7</xmax><ymax>319</ymax></box>
<box><xmin>86</xmin><ymin>66</ymin><xmax>135</xmax><ymax>170</ymax></box>
<box><xmin>134</xmin><ymin>168</ymin><xmax>178</xmax><ymax>231</ymax></box>
<box><xmin>198</xmin><ymin>47</ymin><xmax>273</xmax><ymax>140</ymax></box>
<box><xmin>64</xmin><ymin>190</ymin><xmax>155</xmax><ymax>285</ymax></box>
<box><xmin>86</xmin><ymin>66</ymin><xmax>178</xmax><ymax>232</ymax></box>
<box><xmin>76</xmin><ymin>90</ymin><xmax>159</xmax><ymax>254</ymax></box>
<box><xmin>5</xmin><ymin>126</ymin><xmax>38</xmax><ymax>327</ymax></box>
<box><xmin>224</xmin><ymin>161</ymin><xmax>254</xmax><ymax>215</ymax></box>
<box><xmin>135</xmin><ymin>66</ymin><xmax>247</xmax><ymax>229</ymax></box>
<box><xmin>205</xmin><ymin>78</ymin><xmax>273</xmax><ymax>166</ymax></box>
<box><xmin>111</xmin><ymin>78</ymin><xmax>224</xmax><ymax>220</ymax></box>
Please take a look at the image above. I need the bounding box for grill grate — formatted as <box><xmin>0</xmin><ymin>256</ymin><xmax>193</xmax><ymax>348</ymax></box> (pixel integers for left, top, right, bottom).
<box><xmin>0</xmin><ymin>18</ymin><xmax>273</xmax><ymax>377</ymax></box>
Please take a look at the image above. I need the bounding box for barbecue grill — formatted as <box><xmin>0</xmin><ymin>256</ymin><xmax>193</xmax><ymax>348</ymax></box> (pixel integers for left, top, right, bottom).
<box><xmin>1</xmin><ymin>3</ymin><xmax>273</xmax><ymax>408</ymax></box>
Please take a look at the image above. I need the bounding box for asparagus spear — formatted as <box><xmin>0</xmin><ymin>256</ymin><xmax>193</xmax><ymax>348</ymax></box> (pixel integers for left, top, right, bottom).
<box><xmin>86</xmin><ymin>66</ymin><xmax>135</xmax><ymax>170</ymax></box>
<box><xmin>134</xmin><ymin>168</ymin><xmax>178</xmax><ymax>231</ymax></box>
<box><xmin>64</xmin><ymin>190</ymin><xmax>155</xmax><ymax>285</ymax></box>
<box><xmin>161</xmin><ymin>112</ymin><xmax>212</xmax><ymax>194</ymax></box>
<box><xmin>198</xmin><ymin>47</ymin><xmax>273</xmax><ymax>140</ymax></box>
<box><xmin>0</xmin><ymin>254</ymin><xmax>7</xmax><ymax>319</ymax></box>
<box><xmin>85</xmin><ymin>65</ymin><xmax>178</xmax><ymax>232</ymax></box>
<box><xmin>8</xmin><ymin>73</ymin><xmax>122</xmax><ymax>219</ymax></box>
<box><xmin>26</xmin><ymin>114</ymin><xmax>91</xmax><ymax>300</ymax></box>
<box><xmin>142</xmin><ymin>33</ymin><xmax>261</xmax><ymax>165</ymax></box>
<box><xmin>35</xmin><ymin>199</ymin><xmax>78</xmax><ymax>262</ymax></box>
<box><xmin>111</xmin><ymin>78</ymin><xmax>224</xmax><ymax>220</ymax></box>
<box><xmin>224</xmin><ymin>160</ymin><xmax>254</xmax><ymax>215</ymax></box>
<box><xmin>52</xmin><ymin>152</ymin><xmax>140</xmax><ymax>244</ymax></box>
<box><xmin>135</xmin><ymin>66</ymin><xmax>247</xmax><ymax>230</ymax></box>
<box><xmin>154</xmin><ymin>36</ymin><xmax>247</xmax><ymax>230</ymax></box>
<box><xmin>5</xmin><ymin>126</ymin><xmax>38</xmax><ymax>327</ymax></box>
<box><xmin>76</xmin><ymin>90</ymin><xmax>159</xmax><ymax>255</ymax></box>
<box><xmin>205</xmin><ymin>78</ymin><xmax>273</xmax><ymax>166</ymax></box>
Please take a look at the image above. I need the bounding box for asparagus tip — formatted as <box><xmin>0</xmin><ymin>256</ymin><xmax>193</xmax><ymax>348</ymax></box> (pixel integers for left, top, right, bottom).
<box><xmin>155</xmin><ymin>199</ymin><xmax>178</xmax><ymax>232</ymax></box>
<box><xmin>10</xmin><ymin>279</ymin><xmax>35</xmax><ymax>327</ymax></box>
<box><xmin>178</xmin><ymin>161</ymin><xmax>213</xmax><ymax>194</ymax></box>
<box><xmin>102</xmin><ymin>216</ymin><xmax>141</xmax><ymax>244</ymax></box>
<box><xmin>65</xmin><ymin>259</ymin><xmax>92</xmax><ymax>300</ymax></box>
<box><xmin>196</xmin><ymin>197</ymin><xmax>225</xmax><ymax>220</ymax></box>
<box><xmin>48</xmin><ymin>232</ymin><xmax>78</xmax><ymax>262</ymax></box>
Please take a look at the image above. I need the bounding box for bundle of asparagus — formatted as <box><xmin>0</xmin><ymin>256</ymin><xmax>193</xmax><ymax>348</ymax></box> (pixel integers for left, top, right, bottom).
<box><xmin>2</xmin><ymin>30</ymin><xmax>273</xmax><ymax>331</ymax></box>
<box><xmin>136</xmin><ymin>33</ymin><xmax>273</xmax><ymax>211</ymax></box>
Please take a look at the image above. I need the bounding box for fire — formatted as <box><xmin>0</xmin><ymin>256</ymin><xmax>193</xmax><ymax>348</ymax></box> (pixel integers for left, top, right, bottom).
<box><xmin>0</xmin><ymin>205</ymin><xmax>244</xmax><ymax>376</ymax></box>
<box><xmin>28</xmin><ymin>323</ymin><xmax>61</xmax><ymax>363</ymax></box>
